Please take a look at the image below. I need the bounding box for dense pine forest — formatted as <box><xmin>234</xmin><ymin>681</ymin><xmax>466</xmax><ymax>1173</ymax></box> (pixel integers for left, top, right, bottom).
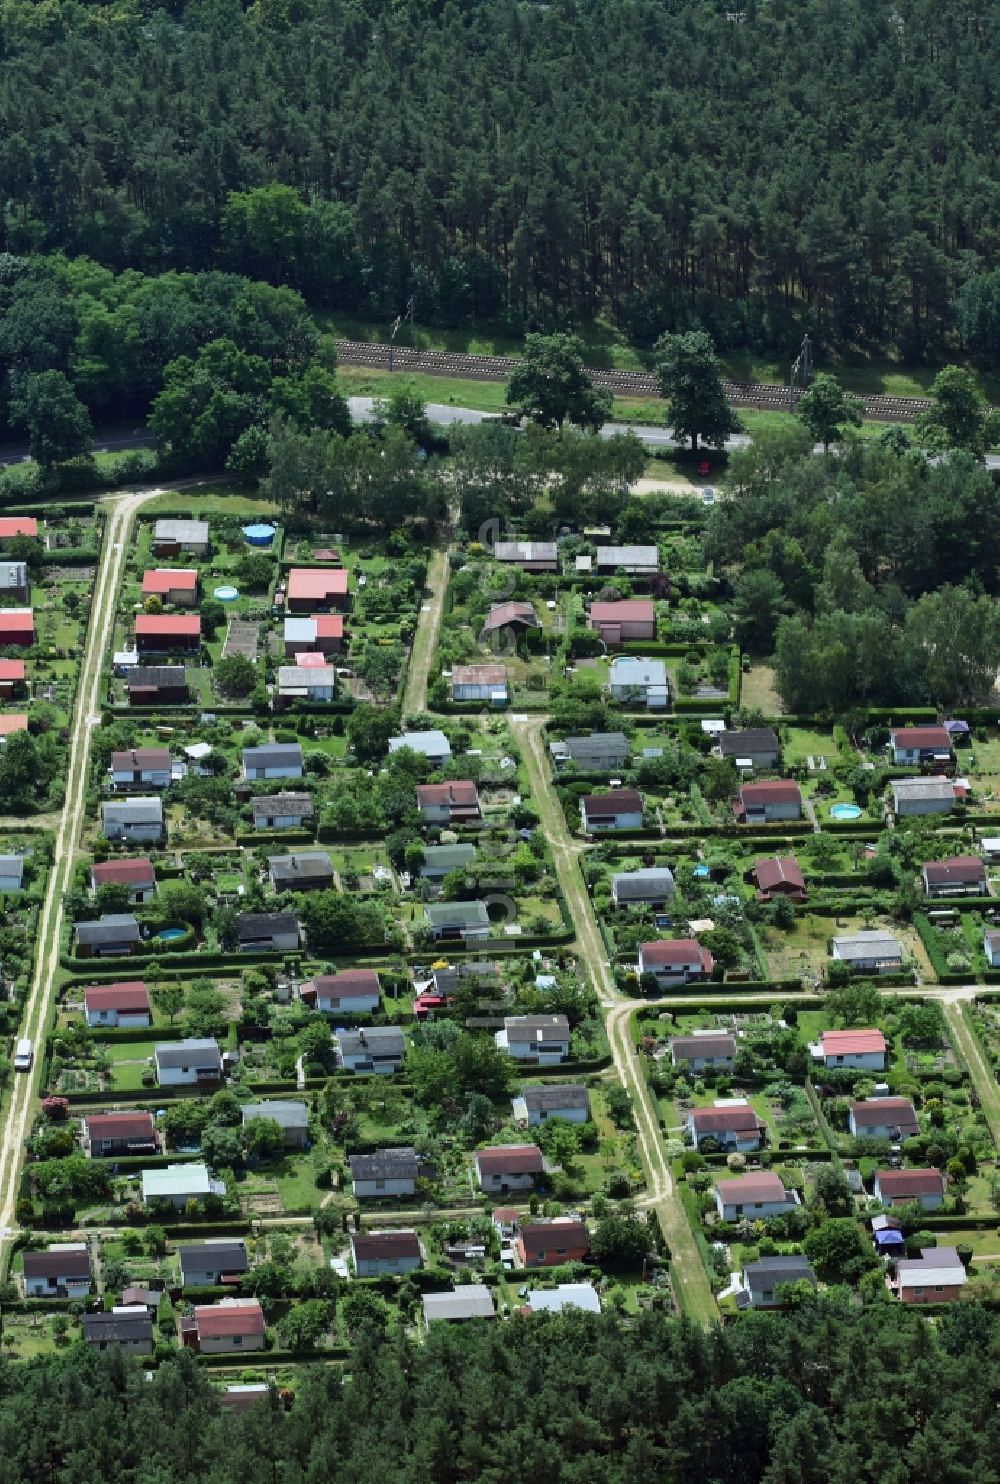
<box><xmin>0</xmin><ymin>1303</ymin><xmax>998</xmax><ymax>1483</ymax></box>
<box><xmin>0</xmin><ymin>0</ymin><xmax>998</xmax><ymax>360</ymax></box>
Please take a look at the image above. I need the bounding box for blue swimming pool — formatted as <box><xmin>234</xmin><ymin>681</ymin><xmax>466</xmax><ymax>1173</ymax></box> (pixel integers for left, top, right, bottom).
<box><xmin>157</xmin><ymin>926</ymin><xmax>187</xmax><ymax>942</ymax></box>
<box><xmin>829</xmin><ymin>802</ymin><xmax>862</xmax><ymax>820</ymax></box>
<box><xmin>243</xmin><ymin>522</ymin><xmax>276</xmax><ymax>546</ymax></box>
<box><xmin>214</xmin><ymin>584</ymin><xmax>239</xmax><ymax>601</ymax></box>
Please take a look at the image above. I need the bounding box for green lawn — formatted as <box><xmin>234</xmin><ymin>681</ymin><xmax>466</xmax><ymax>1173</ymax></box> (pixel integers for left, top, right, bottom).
<box><xmin>782</xmin><ymin>727</ymin><xmax>837</xmax><ymax>766</ymax></box>
<box><xmin>102</xmin><ymin>1038</ymin><xmax>161</xmax><ymax>1062</ymax></box>
<box><xmin>143</xmin><ymin>485</ymin><xmax>279</xmax><ymax>516</ymax></box>
<box><xmin>325</xmin><ymin>312</ymin><xmax>1000</xmax><ymax>400</ymax></box>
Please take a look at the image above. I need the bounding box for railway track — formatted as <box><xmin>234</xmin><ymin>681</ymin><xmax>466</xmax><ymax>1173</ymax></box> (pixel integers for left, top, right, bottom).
<box><xmin>335</xmin><ymin>338</ymin><xmax>935</xmax><ymax>423</ymax></box>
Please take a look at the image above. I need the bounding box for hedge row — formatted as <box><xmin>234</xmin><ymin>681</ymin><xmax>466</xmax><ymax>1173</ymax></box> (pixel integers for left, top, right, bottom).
<box><xmin>60</xmin><ymin>949</ymin><xmax>302</xmax><ymax>975</ymax></box>
<box><xmin>98</xmin><ymin>1151</ymin><xmax>205</xmax><ymax>1172</ymax></box>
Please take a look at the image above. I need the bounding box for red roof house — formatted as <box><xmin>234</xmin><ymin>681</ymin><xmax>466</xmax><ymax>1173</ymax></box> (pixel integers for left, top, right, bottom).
<box><xmin>416</xmin><ymin>780</ymin><xmax>482</xmax><ymax>823</ymax></box>
<box><xmin>84</xmin><ymin>1110</ymin><xmax>158</xmax><ymax>1156</ymax></box>
<box><xmin>891</xmin><ymin>726</ymin><xmax>952</xmax><ymax>757</ymax></box>
<box><xmin>819</xmin><ymin>1029</ymin><xmax>887</xmax><ymax>1068</ymax></box>
<box><xmin>0</xmin><ymin>659</ymin><xmax>25</xmax><ymax>694</ymax></box>
<box><xmin>0</xmin><ymin>517</ymin><xmax>38</xmax><ymax>539</ymax></box>
<box><xmin>480</xmin><ymin>601</ymin><xmax>541</xmax><ymax>635</ymax></box>
<box><xmin>588</xmin><ymin>599</ymin><xmax>657</xmax><ymax>645</ymax></box>
<box><xmin>0</xmin><ymin>609</ymin><xmax>35</xmax><ymax>646</ymax></box>
<box><xmin>91</xmin><ymin>857</ymin><xmax>156</xmax><ymax>899</ymax></box>
<box><xmin>515</xmin><ymin>1219</ymin><xmax>590</xmax><ymax>1268</ymax></box>
<box><xmin>83</xmin><ymin>980</ymin><xmax>151</xmax><ymax>1027</ymax></box>
<box><xmin>135</xmin><ymin>613</ymin><xmax>201</xmax><ymax>652</ymax></box>
<box><xmin>688</xmin><ymin>1101</ymin><xmax>765</xmax><ymax>1150</ymax></box>
<box><xmin>638</xmin><ymin>938</ymin><xmax>714</xmax><ymax>984</ymax></box>
<box><xmin>475</xmin><ymin>1145</ymin><xmax>544</xmax><ymax>1192</ymax></box>
<box><xmin>190</xmin><ymin>1300</ymin><xmax>266</xmax><ymax>1353</ymax></box>
<box><xmin>287</xmin><ymin>568</ymin><xmax>350</xmax><ymax>612</ymax></box>
<box><xmin>873</xmin><ymin>1168</ymin><xmax>946</xmax><ymax>1208</ymax></box>
<box><xmin>752</xmin><ymin>855</ymin><xmax>806</xmax><ymax>902</ymax></box>
<box><xmin>142</xmin><ymin>569</ymin><xmax>199</xmax><ymax>605</ymax></box>
<box><xmin>299</xmin><ymin>969</ymin><xmax>381</xmax><ymax>1014</ymax></box>
<box><xmin>0</xmin><ymin>714</ymin><xmax>28</xmax><ymax>738</ymax></box>
<box><xmin>735</xmin><ymin>780</ymin><xmax>803</xmax><ymax>822</ymax></box>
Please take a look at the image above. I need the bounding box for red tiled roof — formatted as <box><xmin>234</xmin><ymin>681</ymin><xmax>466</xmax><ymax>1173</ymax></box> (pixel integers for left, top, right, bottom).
<box><xmin>753</xmin><ymin>855</ymin><xmax>805</xmax><ymax>891</ymax></box>
<box><xmin>0</xmin><ymin>660</ymin><xmax>25</xmax><ymax>681</ymax></box>
<box><xmin>0</xmin><ymin>518</ymin><xmax>38</xmax><ymax>538</ymax></box>
<box><xmin>0</xmin><ymin>714</ymin><xmax>28</xmax><ymax>736</ymax></box>
<box><xmin>641</xmin><ymin>937</ymin><xmax>710</xmax><ymax>967</ymax></box>
<box><xmin>481</xmin><ymin>601</ymin><xmax>540</xmax><ymax>632</ymax></box>
<box><xmin>739</xmin><ymin>780</ymin><xmax>802</xmax><ymax>804</ymax></box>
<box><xmin>875</xmin><ymin>1168</ymin><xmax>945</xmax><ymax>1198</ymax></box>
<box><xmin>690</xmin><ymin>1103</ymin><xmax>761</xmax><ymax>1132</ymax></box>
<box><xmin>85</xmin><ymin>1111</ymin><xmax>156</xmax><ymax>1140</ymax></box>
<box><xmin>83</xmin><ymin>981</ymin><xmax>150</xmax><ymax>1013</ymax></box>
<box><xmin>822</xmin><ymin>1029</ymin><xmax>887</xmax><ymax>1055</ymax></box>
<box><xmin>194</xmin><ymin>1302</ymin><xmax>265</xmax><ymax>1338</ymax></box>
<box><xmin>518</xmin><ymin>1220</ymin><xmax>589</xmax><ymax>1258</ymax></box>
<box><xmin>287</xmin><ymin>569</ymin><xmax>349</xmax><ymax>600</ymax></box>
<box><xmin>91</xmin><ymin>858</ymin><xmax>155</xmax><ymax>887</ymax></box>
<box><xmin>314</xmin><ymin>614</ymin><xmax>344</xmax><ymax>637</ymax></box>
<box><xmin>416</xmin><ymin>781</ymin><xmax>480</xmax><ymax>807</ymax></box>
<box><xmin>715</xmin><ymin>1172</ymin><xmax>790</xmax><ymax>1204</ymax></box>
<box><xmin>0</xmin><ymin>610</ymin><xmax>34</xmax><ymax>632</ymax></box>
<box><xmin>352</xmin><ymin>1231</ymin><xmax>421</xmax><ymax>1261</ymax></box>
<box><xmin>135</xmin><ymin>614</ymin><xmax>200</xmax><ymax>636</ymax></box>
<box><xmin>892</xmin><ymin>726</ymin><xmax>951</xmax><ymax>749</ymax></box>
<box><xmin>922</xmin><ymin>856</ymin><xmax>985</xmax><ymax>885</ymax></box>
<box><xmin>142</xmin><ymin>569</ymin><xmax>198</xmax><ymax>595</ymax></box>
<box><xmin>589</xmin><ymin>600</ymin><xmax>656</xmax><ymax>623</ymax></box>
<box><xmin>476</xmin><ymin>1144</ymin><xmax>543</xmax><ymax>1175</ymax></box>
<box><xmin>302</xmin><ymin>969</ymin><xmax>380</xmax><ymax>1001</ymax></box>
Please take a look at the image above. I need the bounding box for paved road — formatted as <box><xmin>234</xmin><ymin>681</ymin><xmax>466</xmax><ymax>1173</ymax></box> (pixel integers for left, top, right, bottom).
<box><xmin>0</xmin><ymin>429</ymin><xmax>152</xmax><ymax>467</ymax></box>
<box><xmin>0</xmin><ymin>484</ymin><xmax>161</xmax><ymax>1263</ymax></box>
<box><xmin>5</xmin><ymin>404</ymin><xmax>998</xmax><ymax>467</ymax></box>
<box><xmin>345</xmin><ymin>398</ymin><xmax>1000</xmax><ymax>466</ymax></box>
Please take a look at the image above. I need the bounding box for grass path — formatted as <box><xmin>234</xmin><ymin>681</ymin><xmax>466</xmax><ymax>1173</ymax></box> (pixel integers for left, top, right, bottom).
<box><xmin>401</xmin><ymin>547</ymin><xmax>448</xmax><ymax>716</ymax></box>
<box><xmin>945</xmin><ymin>1001</ymin><xmax>1000</xmax><ymax>1148</ymax></box>
<box><xmin>0</xmin><ymin>485</ymin><xmax>159</xmax><ymax>1264</ymax></box>
<box><xmin>512</xmin><ymin>715</ymin><xmax>718</xmax><ymax>1325</ymax></box>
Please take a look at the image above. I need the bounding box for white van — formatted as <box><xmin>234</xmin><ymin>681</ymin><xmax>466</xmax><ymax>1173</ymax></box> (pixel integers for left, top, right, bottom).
<box><xmin>13</xmin><ymin>1038</ymin><xmax>33</xmax><ymax>1072</ymax></box>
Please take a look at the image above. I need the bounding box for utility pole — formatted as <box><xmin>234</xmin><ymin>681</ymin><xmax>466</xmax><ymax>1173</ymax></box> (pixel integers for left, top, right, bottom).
<box><xmin>406</xmin><ymin>295</ymin><xmax>415</xmax><ymax>341</ymax></box>
<box><xmin>788</xmin><ymin>334</ymin><xmax>814</xmax><ymax>412</ymax></box>
<box><xmin>388</xmin><ymin>314</ymin><xmax>402</xmax><ymax>373</ymax></box>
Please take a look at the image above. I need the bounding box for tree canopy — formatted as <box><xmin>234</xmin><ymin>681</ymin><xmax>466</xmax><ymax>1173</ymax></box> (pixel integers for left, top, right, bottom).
<box><xmin>0</xmin><ymin>0</ymin><xmax>995</xmax><ymax>368</ymax></box>
<box><xmin>0</xmin><ymin>1304</ymin><xmax>998</xmax><ymax>1482</ymax></box>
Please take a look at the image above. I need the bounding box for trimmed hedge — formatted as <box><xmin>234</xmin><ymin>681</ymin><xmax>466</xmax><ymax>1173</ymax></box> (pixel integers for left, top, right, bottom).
<box><xmin>60</xmin><ymin>949</ymin><xmax>303</xmax><ymax>974</ymax></box>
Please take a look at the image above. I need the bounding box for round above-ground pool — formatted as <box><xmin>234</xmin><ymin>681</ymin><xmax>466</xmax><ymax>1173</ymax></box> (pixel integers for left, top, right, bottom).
<box><xmin>829</xmin><ymin>802</ymin><xmax>862</xmax><ymax>820</ymax></box>
<box><xmin>214</xmin><ymin>584</ymin><xmax>239</xmax><ymax>601</ymax></box>
<box><xmin>157</xmin><ymin>926</ymin><xmax>187</xmax><ymax>942</ymax></box>
<box><xmin>243</xmin><ymin>522</ymin><xmax>276</xmax><ymax>546</ymax></box>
